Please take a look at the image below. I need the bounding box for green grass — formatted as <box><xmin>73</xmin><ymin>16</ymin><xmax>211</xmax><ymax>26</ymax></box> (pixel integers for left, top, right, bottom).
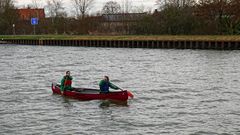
<box><xmin>1</xmin><ymin>35</ymin><xmax>240</xmax><ymax>41</ymax></box>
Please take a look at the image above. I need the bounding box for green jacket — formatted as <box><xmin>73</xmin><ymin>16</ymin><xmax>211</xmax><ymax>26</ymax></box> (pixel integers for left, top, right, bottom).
<box><xmin>60</xmin><ymin>76</ymin><xmax>73</xmax><ymax>91</ymax></box>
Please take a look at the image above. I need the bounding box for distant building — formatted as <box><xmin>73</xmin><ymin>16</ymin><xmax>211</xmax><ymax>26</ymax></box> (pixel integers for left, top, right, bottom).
<box><xmin>102</xmin><ymin>13</ymin><xmax>147</xmax><ymax>22</ymax></box>
<box><xmin>98</xmin><ymin>13</ymin><xmax>147</xmax><ymax>34</ymax></box>
<box><xmin>17</xmin><ymin>8</ymin><xmax>45</xmax><ymax>20</ymax></box>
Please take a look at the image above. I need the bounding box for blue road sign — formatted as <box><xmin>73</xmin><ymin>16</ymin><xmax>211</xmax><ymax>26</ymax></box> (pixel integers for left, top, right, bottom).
<box><xmin>31</xmin><ymin>18</ymin><xmax>38</xmax><ymax>25</ymax></box>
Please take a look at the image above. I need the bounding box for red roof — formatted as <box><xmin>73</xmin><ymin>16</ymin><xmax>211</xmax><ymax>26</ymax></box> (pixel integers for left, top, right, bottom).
<box><xmin>18</xmin><ymin>8</ymin><xmax>45</xmax><ymax>20</ymax></box>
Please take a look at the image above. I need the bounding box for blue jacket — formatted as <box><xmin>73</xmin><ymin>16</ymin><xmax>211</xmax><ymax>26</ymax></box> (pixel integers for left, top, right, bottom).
<box><xmin>99</xmin><ymin>80</ymin><xmax>119</xmax><ymax>93</ymax></box>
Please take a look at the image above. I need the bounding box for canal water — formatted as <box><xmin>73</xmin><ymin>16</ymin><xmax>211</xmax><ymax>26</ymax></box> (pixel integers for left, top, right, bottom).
<box><xmin>0</xmin><ymin>44</ymin><xmax>240</xmax><ymax>135</ymax></box>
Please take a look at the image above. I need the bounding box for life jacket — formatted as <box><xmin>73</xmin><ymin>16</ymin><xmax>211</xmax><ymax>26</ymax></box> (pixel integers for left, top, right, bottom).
<box><xmin>64</xmin><ymin>76</ymin><xmax>72</xmax><ymax>86</ymax></box>
<box><xmin>100</xmin><ymin>81</ymin><xmax>109</xmax><ymax>93</ymax></box>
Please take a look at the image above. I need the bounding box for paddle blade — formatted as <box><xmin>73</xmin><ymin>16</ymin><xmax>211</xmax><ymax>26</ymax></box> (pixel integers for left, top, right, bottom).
<box><xmin>127</xmin><ymin>91</ymin><xmax>134</xmax><ymax>98</ymax></box>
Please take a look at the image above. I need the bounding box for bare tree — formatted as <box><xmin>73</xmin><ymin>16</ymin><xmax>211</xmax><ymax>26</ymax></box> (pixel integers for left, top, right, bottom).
<box><xmin>156</xmin><ymin>0</ymin><xmax>196</xmax><ymax>8</ymax></box>
<box><xmin>0</xmin><ymin>0</ymin><xmax>18</xmax><ymax>34</ymax></box>
<box><xmin>31</xmin><ymin>0</ymin><xmax>41</xmax><ymax>8</ymax></box>
<box><xmin>45</xmin><ymin>0</ymin><xmax>67</xmax><ymax>34</ymax></box>
<box><xmin>45</xmin><ymin>0</ymin><xmax>65</xmax><ymax>17</ymax></box>
<box><xmin>71</xmin><ymin>0</ymin><xmax>94</xmax><ymax>19</ymax></box>
<box><xmin>131</xmin><ymin>4</ymin><xmax>146</xmax><ymax>13</ymax></box>
<box><xmin>0</xmin><ymin>0</ymin><xmax>14</xmax><ymax>12</ymax></box>
<box><xmin>102</xmin><ymin>1</ymin><xmax>121</xmax><ymax>14</ymax></box>
<box><xmin>197</xmin><ymin>0</ymin><xmax>240</xmax><ymax>34</ymax></box>
<box><xmin>122</xmin><ymin>0</ymin><xmax>132</xmax><ymax>13</ymax></box>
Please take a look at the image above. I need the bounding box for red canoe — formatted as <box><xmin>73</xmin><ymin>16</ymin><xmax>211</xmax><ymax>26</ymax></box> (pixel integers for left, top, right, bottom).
<box><xmin>52</xmin><ymin>83</ymin><xmax>129</xmax><ymax>101</ymax></box>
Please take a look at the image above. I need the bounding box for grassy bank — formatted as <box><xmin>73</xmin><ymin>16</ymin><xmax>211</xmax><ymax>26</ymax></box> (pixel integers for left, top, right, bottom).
<box><xmin>1</xmin><ymin>35</ymin><xmax>240</xmax><ymax>41</ymax></box>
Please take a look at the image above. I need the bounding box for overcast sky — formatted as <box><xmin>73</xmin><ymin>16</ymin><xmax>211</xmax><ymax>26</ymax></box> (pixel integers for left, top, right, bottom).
<box><xmin>15</xmin><ymin>0</ymin><xmax>157</xmax><ymax>15</ymax></box>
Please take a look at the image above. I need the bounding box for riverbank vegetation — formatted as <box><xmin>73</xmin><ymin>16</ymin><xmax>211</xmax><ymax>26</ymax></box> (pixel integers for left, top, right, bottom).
<box><xmin>0</xmin><ymin>0</ymin><xmax>239</xmax><ymax>35</ymax></box>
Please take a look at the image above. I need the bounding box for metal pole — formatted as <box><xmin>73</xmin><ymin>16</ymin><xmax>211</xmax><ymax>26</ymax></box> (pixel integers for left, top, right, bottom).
<box><xmin>12</xmin><ymin>24</ymin><xmax>16</xmax><ymax>35</ymax></box>
<box><xmin>33</xmin><ymin>25</ymin><xmax>36</xmax><ymax>35</ymax></box>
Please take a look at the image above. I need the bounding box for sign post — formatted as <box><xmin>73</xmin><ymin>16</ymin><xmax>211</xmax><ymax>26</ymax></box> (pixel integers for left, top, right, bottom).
<box><xmin>31</xmin><ymin>18</ymin><xmax>38</xmax><ymax>35</ymax></box>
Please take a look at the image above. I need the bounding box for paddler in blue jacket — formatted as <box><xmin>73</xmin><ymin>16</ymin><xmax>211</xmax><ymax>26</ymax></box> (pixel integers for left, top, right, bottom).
<box><xmin>99</xmin><ymin>76</ymin><xmax>120</xmax><ymax>93</ymax></box>
<box><xmin>60</xmin><ymin>71</ymin><xmax>73</xmax><ymax>92</ymax></box>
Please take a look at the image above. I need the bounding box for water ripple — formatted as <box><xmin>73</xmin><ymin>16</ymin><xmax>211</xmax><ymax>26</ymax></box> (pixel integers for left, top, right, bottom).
<box><xmin>0</xmin><ymin>45</ymin><xmax>240</xmax><ymax>135</ymax></box>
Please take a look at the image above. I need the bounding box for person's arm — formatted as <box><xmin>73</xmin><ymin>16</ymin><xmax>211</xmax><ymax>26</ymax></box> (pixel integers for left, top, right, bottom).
<box><xmin>109</xmin><ymin>82</ymin><xmax>119</xmax><ymax>90</ymax></box>
<box><xmin>69</xmin><ymin>76</ymin><xmax>73</xmax><ymax>88</ymax></box>
<box><xmin>99</xmin><ymin>80</ymin><xmax>104</xmax><ymax>90</ymax></box>
<box><xmin>60</xmin><ymin>77</ymin><xmax>65</xmax><ymax>91</ymax></box>
<box><xmin>71</xmin><ymin>76</ymin><xmax>73</xmax><ymax>89</ymax></box>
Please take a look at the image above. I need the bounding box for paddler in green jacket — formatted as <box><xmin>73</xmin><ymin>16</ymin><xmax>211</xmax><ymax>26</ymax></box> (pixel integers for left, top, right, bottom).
<box><xmin>99</xmin><ymin>76</ymin><xmax>120</xmax><ymax>93</ymax></box>
<box><xmin>60</xmin><ymin>71</ymin><xmax>73</xmax><ymax>92</ymax></box>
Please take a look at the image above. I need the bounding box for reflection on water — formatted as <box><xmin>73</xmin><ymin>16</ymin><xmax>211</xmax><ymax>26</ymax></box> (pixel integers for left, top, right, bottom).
<box><xmin>99</xmin><ymin>100</ymin><xmax>128</xmax><ymax>108</ymax></box>
<box><xmin>0</xmin><ymin>44</ymin><xmax>240</xmax><ymax>135</ymax></box>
